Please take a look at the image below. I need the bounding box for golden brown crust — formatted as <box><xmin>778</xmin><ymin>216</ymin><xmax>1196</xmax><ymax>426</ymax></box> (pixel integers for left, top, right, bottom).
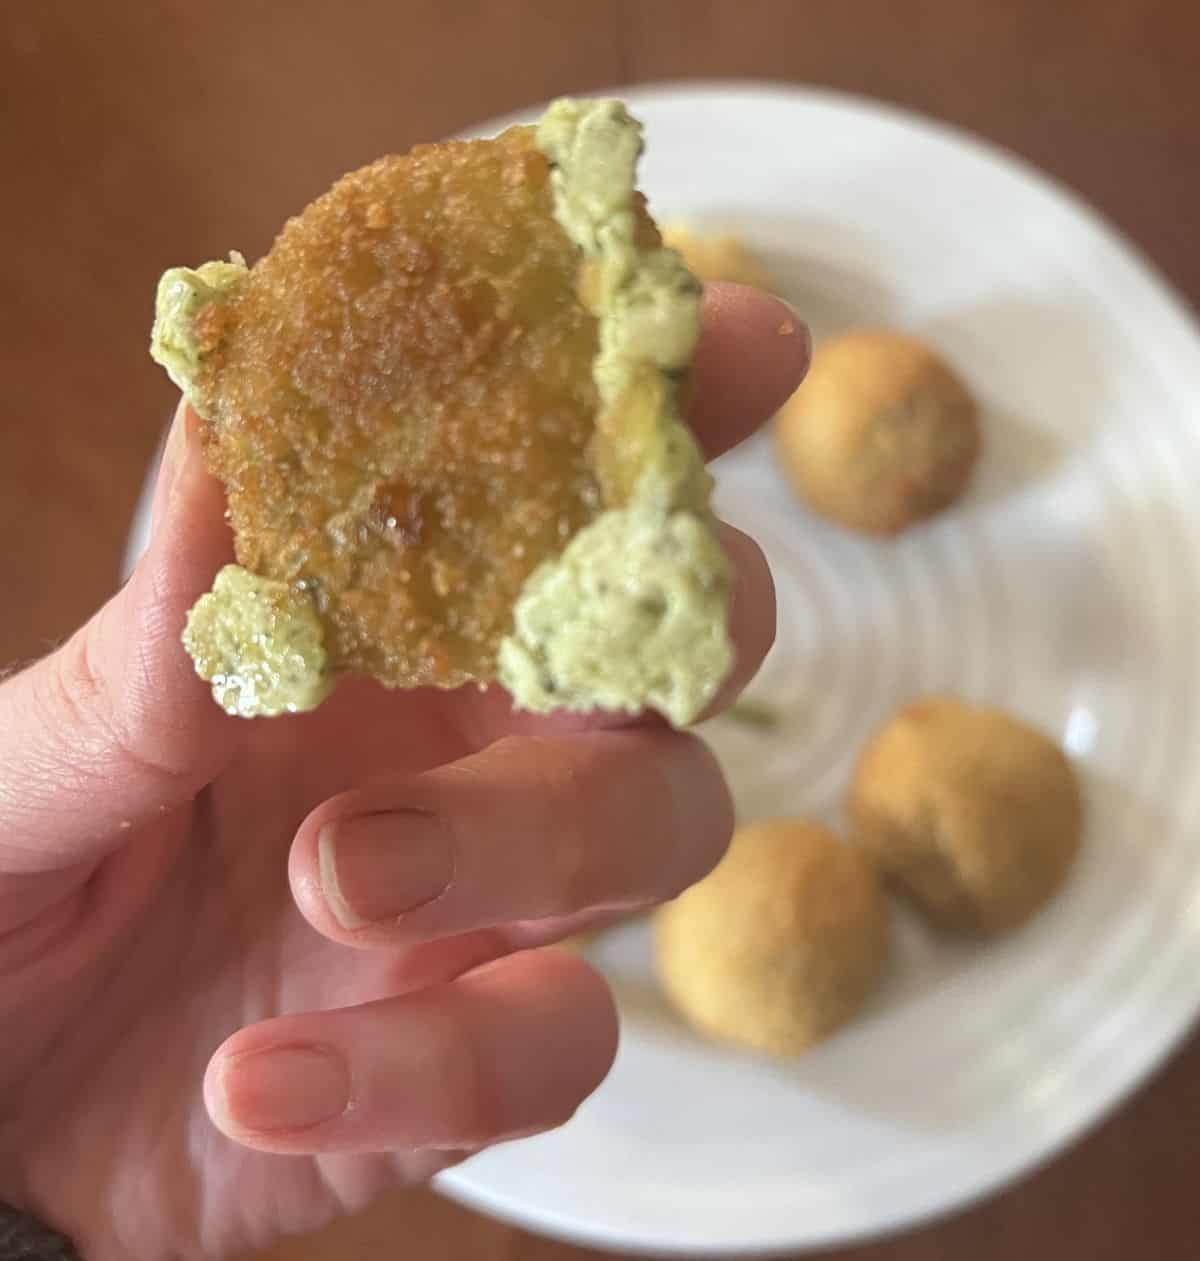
<box><xmin>773</xmin><ymin>330</ymin><xmax>979</xmax><ymax>536</ymax></box>
<box><xmin>655</xmin><ymin>819</ymin><xmax>889</xmax><ymax>1056</ymax></box>
<box><xmin>190</xmin><ymin>126</ymin><xmax>604</xmax><ymax>688</ymax></box>
<box><xmin>849</xmin><ymin>697</ymin><xmax>1083</xmax><ymax>936</ymax></box>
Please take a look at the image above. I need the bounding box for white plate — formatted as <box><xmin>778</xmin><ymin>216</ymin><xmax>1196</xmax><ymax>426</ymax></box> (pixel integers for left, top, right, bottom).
<box><xmin>127</xmin><ymin>82</ymin><xmax>1200</xmax><ymax>1257</ymax></box>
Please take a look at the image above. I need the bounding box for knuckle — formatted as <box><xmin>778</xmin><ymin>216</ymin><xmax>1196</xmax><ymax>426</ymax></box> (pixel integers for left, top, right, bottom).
<box><xmin>44</xmin><ymin>630</ymin><xmax>106</xmax><ymax>746</ymax></box>
<box><xmin>656</xmin><ymin>734</ymin><xmax>733</xmax><ymax>897</ymax></box>
<box><xmin>475</xmin><ymin>732</ymin><xmax>732</xmax><ymax>914</ymax></box>
<box><xmin>49</xmin><ymin>618</ymin><xmax>193</xmax><ymax>795</ymax></box>
<box><xmin>528</xmin><ymin>748</ymin><xmax>593</xmax><ymax>910</ymax></box>
<box><xmin>438</xmin><ymin>1007</ymin><xmax>509</xmax><ymax>1143</ymax></box>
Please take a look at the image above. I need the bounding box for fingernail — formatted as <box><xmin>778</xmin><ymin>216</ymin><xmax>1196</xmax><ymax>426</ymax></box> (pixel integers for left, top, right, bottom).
<box><xmin>319</xmin><ymin>811</ymin><xmax>453</xmax><ymax>929</ymax></box>
<box><xmin>775</xmin><ymin>299</ymin><xmax>812</xmax><ymax>356</ymax></box>
<box><xmin>217</xmin><ymin>1045</ymin><xmax>349</xmax><ymax>1134</ymax></box>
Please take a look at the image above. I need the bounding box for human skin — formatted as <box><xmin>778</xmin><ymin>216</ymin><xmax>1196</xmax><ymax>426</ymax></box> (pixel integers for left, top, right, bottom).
<box><xmin>0</xmin><ymin>284</ymin><xmax>808</xmax><ymax>1261</ymax></box>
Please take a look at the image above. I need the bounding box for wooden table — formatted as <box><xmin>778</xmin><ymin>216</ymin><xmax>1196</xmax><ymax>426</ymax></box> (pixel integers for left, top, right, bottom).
<box><xmin>3</xmin><ymin>3</ymin><xmax>1198</xmax><ymax>1257</ymax></box>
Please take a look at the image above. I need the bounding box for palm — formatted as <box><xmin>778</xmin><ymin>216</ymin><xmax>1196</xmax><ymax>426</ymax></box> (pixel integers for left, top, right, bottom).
<box><xmin>0</xmin><ymin>287</ymin><xmax>806</xmax><ymax>1261</ymax></box>
<box><xmin>14</xmin><ymin>682</ymin><xmax>491</xmax><ymax>1261</ymax></box>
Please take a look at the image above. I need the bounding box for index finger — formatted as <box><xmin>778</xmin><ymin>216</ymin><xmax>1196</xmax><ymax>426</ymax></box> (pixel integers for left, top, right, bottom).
<box><xmin>688</xmin><ymin>283</ymin><xmax>810</xmax><ymax>459</ymax></box>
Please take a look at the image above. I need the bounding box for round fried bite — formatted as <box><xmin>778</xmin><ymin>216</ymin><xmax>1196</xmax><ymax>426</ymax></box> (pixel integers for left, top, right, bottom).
<box><xmin>774</xmin><ymin>329</ymin><xmax>979</xmax><ymax>536</ymax></box>
<box><xmin>655</xmin><ymin>819</ymin><xmax>889</xmax><ymax>1057</ymax></box>
<box><xmin>150</xmin><ymin>100</ymin><xmax>733</xmax><ymax>724</ymax></box>
<box><xmin>850</xmin><ymin>697</ymin><xmax>1083</xmax><ymax>936</ymax></box>
<box><xmin>661</xmin><ymin>223</ymin><xmax>772</xmax><ymax>289</ymax></box>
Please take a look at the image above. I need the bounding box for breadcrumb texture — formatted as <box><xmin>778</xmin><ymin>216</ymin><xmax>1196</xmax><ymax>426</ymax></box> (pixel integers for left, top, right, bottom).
<box><xmin>150</xmin><ymin>99</ymin><xmax>731</xmax><ymax>723</ymax></box>
<box><xmin>656</xmin><ymin>819</ymin><xmax>889</xmax><ymax>1057</ymax></box>
<box><xmin>774</xmin><ymin>329</ymin><xmax>979</xmax><ymax>536</ymax></box>
<box><xmin>850</xmin><ymin>697</ymin><xmax>1083</xmax><ymax>935</ymax></box>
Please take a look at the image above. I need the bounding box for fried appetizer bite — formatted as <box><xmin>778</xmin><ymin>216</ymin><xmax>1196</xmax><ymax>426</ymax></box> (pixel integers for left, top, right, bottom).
<box><xmin>850</xmin><ymin>698</ymin><xmax>1083</xmax><ymax>936</ymax></box>
<box><xmin>774</xmin><ymin>330</ymin><xmax>979</xmax><ymax>536</ymax></box>
<box><xmin>660</xmin><ymin>223</ymin><xmax>772</xmax><ymax>289</ymax></box>
<box><xmin>655</xmin><ymin>819</ymin><xmax>889</xmax><ymax>1056</ymax></box>
<box><xmin>150</xmin><ymin>100</ymin><xmax>732</xmax><ymax>724</ymax></box>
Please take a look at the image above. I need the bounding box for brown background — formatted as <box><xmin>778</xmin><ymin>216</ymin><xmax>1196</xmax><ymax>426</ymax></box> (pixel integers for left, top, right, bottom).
<box><xmin>2</xmin><ymin>2</ymin><xmax>1198</xmax><ymax>1258</ymax></box>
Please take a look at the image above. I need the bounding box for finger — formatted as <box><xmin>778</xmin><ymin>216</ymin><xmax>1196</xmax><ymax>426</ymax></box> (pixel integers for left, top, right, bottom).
<box><xmin>205</xmin><ymin>948</ymin><xmax>617</xmax><ymax>1154</ymax></box>
<box><xmin>696</xmin><ymin>522</ymin><xmax>776</xmax><ymax>719</ymax></box>
<box><xmin>447</xmin><ymin>518</ymin><xmax>776</xmax><ymax>744</ymax></box>
<box><xmin>0</xmin><ymin>403</ymin><xmax>241</xmax><ymax>906</ymax></box>
<box><xmin>689</xmin><ymin>283</ymin><xmax>810</xmax><ymax>460</ymax></box>
<box><xmin>290</xmin><ymin>727</ymin><xmax>732</xmax><ymax>947</ymax></box>
<box><xmin>356</xmin><ymin>907</ymin><xmax>637</xmax><ymax>996</ymax></box>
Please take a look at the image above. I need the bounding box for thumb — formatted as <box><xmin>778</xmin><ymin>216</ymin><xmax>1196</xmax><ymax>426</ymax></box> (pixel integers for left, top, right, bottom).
<box><xmin>0</xmin><ymin>403</ymin><xmax>242</xmax><ymax>901</ymax></box>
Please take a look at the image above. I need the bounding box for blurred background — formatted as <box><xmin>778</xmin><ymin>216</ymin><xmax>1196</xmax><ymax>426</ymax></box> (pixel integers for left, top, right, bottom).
<box><xmin>2</xmin><ymin>2</ymin><xmax>1198</xmax><ymax>1258</ymax></box>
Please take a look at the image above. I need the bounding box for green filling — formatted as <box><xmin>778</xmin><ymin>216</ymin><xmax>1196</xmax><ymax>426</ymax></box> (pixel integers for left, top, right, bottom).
<box><xmin>498</xmin><ymin>506</ymin><xmax>731</xmax><ymax>727</ymax></box>
<box><xmin>149</xmin><ymin>255</ymin><xmax>247</xmax><ymax>395</ymax></box>
<box><xmin>182</xmin><ymin>565</ymin><xmax>332</xmax><ymax>717</ymax></box>
<box><xmin>497</xmin><ymin>99</ymin><xmax>732</xmax><ymax>726</ymax></box>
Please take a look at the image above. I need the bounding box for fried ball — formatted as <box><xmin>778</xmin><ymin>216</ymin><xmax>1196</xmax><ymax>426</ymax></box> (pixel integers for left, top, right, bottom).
<box><xmin>661</xmin><ymin>223</ymin><xmax>772</xmax><ymax>289</ymax></box>
<box><xmin>774</xmin><ymin>329</ymin><xmax>979</xmax><ymax>535</ymax></box>
<box><xmin>150</xmin><ymin>101</ymin><xmax>732</xmax><ymax>724</ymax></box>
<box><xmin>655</xmin><ymin>819</ymin><xmax>889</xmax><ymax>1056</ymax></box>
<box><xmin>850</xmin><ymin>697</ymin><xmax>1083</xmax><ymax>936</ymax></box>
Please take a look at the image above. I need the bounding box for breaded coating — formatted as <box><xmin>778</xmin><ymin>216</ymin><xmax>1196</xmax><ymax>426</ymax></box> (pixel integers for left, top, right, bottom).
<box><xmin>850</xmin><ymin>697</ymin><xmax>1083</xmax><ymax>936</ymax></box>
<box><xmin>150</xmin><ymin>101</ymin><xmax>733</xmax><ymax>722</ymax></box>
<box><xmin>774</xmin><ymin>330</ymin><xmax>979</xmax><ymax>535</ymax></box>
<box><xmin>183</xmin><ymin>127</ymin><xmax>601</xmax><ymax>690</ymax></box>
<box><xmin>655</xmin><ymin>819</ymin><xmax>889</xmax><ymax>1056</ymax></box>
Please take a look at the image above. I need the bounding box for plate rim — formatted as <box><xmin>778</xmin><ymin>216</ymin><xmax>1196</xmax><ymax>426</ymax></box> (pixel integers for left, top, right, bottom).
<box><xmin>432</xmin><ymin>77</ymin><xmax>1200</xmax><ymax>1256</ymax></box>
<box><xmin>119</xmin><ymin>78</ymin><xmax>1200</xmax><ymax>1257</ymax></box>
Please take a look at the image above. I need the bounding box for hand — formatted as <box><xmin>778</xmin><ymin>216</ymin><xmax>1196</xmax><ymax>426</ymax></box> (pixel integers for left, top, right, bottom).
<box><xmin>0</xmin><ymin>285</ymin><xmax>808</xmax><ymax>1261</ymax></box>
